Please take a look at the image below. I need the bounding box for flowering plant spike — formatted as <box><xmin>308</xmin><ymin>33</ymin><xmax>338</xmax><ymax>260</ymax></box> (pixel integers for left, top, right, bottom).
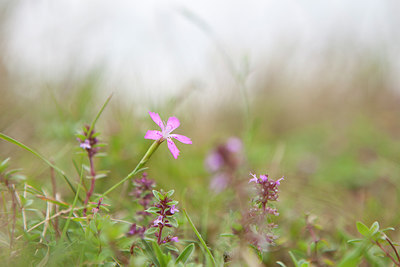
<box><xmin>144</xmin><ymin>111</ymin><xmax>192</xmax><ymax>159</ymax></box>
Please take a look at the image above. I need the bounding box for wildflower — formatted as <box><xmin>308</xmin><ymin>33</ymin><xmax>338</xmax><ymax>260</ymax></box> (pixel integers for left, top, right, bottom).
<box><xmin>150</xmin><ymin>190</ymin><xmax>180</xmax><ymax>244</ymax></box>
<box><xmin>144</xmin><ymin>111</ymin><xmax>192</xmax><ymax>159</ymax></box>
<box><xmin>153</xmin><ymin>215</ymin><xmax>164</xmax><ymax>226</ymax></box>
<box><xmin>130</xmin><ymin>173</ymin><xmax>155</xmax><ymax>217</ymax></box>
<box><xmin>206</xmin><ymin>137</ymin><xmax>243</xmax><ymax>192</ymax></box>
<box><xmin>169</xmin><ymin>205</ymin><xmax>179</xmax><ymax>214</ymax></box>
<box><xmin>127</xmin><ymin>223</ymin><xmax>146</xmax><ymax>238</ymax></box>
<box><xmin>170</xmin><ymin>236</ymin><xmax>179</xmax><ymax>242</ymax></box>
<box><xmin>79</xmin><ymin>139</ymin><xmax>91</xmax><ymax>149</ymax></box>
<box><xmin>238</xmin><ymin>173</ymin><xmax>284</xmax><ymax>251</ymax></box>
<box><xmin>249</xmin><ymin>173</ymin><xmax>284</xmax><ymax>211</ymax></box>
<box><xmin>77</xmin><ymin>125</ymin><xmax>100</xmax><ymax>157</ymax></box>
<box><xmin>210</xmin><ymin>173</ymin><xmax>229</xmax><ymax>193</ymax></box>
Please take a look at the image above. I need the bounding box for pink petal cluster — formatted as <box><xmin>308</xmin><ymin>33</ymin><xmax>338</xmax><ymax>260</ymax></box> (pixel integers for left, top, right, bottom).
<box><xmin>144</xmin><ymin>112</ymin><xmax>192</xmax><ymax>159</ymax></box>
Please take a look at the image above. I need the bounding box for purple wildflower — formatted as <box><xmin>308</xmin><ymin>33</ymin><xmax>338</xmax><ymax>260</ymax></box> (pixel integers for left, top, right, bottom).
<box><xmin>153</xmin><ymin>215</ymin><xmax>164</xmax><ymax>227</ymax></box>
<box><xmin>170</xmin><ymin>236</ymin><xmax>179</xmax><ymax>242</ymax></box>
<box><xmin>238</xmin><ymin>173</ymin><xmax>284</xmax><ymax>251</ymax></box>
<box><xmin>130</xmin><ymin>173</ymin><xmax>156</xmax><ymax>218</ymax></box>
<box><xmin>210</xmin><ymin>173</ymin><xmax>229</xmax><ymax>193</ymax></box>
<box><xmin>144</xmin><ymin>111</ymin><xmax>192</xmax><ymax>159</ymax></box>
<box><xmin>249</xmin><ymin>173</ymin><xmax>284</xmax><ymax>212</ymax></box>
<box><xmin>127</xmin><ymin>223</ymin><xmax>146</xmax><ymax>238</ymax></box>
<box><xmin>225</xmin><ymin>137</ymin><xmax>242</xmax><ymax>153</ymax></box>
<box><xmin>80</xmin><ymin>139</ymin><xmax>91</xmax><ymax>149</ymax></box>
<box><xmin>169</xmin><ymin>205</ymin><xmax>179</xmax><ymax>214</ymax></box>
<box><xmin>151</xmin><ymin>190</ymin><xmax>180</xmax><ymax>244</ymax></box>
<box><xmin>206</xmin><ymin>137</ymin><xmax>243</xmax><ymax>193</ymax></box>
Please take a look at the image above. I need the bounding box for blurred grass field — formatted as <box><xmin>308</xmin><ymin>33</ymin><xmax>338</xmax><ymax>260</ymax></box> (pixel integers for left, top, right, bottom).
<box><xmin>1</xmin><ymin>43</ymin><xmax>400</xmax><ymax>265</ymax></box>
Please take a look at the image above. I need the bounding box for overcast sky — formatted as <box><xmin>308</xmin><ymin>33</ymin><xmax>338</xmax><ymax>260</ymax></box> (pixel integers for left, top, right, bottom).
<box><xmin>3</xmin><ymin>0</ymin><xmax>400</xmax><ymax>102</ymax></box>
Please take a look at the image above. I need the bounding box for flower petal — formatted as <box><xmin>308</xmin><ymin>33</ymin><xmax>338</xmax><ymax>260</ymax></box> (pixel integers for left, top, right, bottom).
<box><xmin>169</xmin><ymin>134</ymin><xmax>192</xmax><ymax>144</ymax></box>
<box><xmin>149</xmin><ymin>111</ymin><xmax>164</xmax><ymax>131</ymax></box>
<box><xmin>165</xmin><ymin>117</ymin><xmax>180</xmax><ymax>132</ymax></box>
<box><xmin>144</xmin><ymin>130</ymin><xmax>163</xmax><ymax>140</ymax></box>
<box><xmin>249</xmin><ymin>173</ymin><xmax>259</xmax><ymax>183</ymax></box>
<box><xmin>167</xmin><ymin>138</ymin><xmax>180</xmax><ymax>159</ymax></box>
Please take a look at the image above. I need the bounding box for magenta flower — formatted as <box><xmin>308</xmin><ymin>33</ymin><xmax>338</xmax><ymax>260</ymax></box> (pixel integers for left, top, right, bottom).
<box><xmin>144</xmin><ymin>111</ymin><xmax>192</xmax><ymax>159</ymax></box>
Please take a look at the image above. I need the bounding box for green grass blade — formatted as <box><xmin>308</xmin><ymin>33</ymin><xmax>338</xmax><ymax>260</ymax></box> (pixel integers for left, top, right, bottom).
<box><xmin>61</xmin><ymin>165</ymin><xmax>85</xmax><ymax>241</ymax></box>
<box><xmin>176</xmin><ymin>243</ymin><xmax>195</xmax><ymax>264</ymax></box>
<box><xmin>0</xmin><ymin>133</ymin><xmax>80</xmax><ymax>201</ymax></box>
<box><xmin>182</xmin><ymin>208</ymin><xmax>217</xmax><ymax>266</ymax></box>
<box><xmin>87</xmin><ymin>93</ymin><xmax>113</xmax><ymax>137</ymax></box>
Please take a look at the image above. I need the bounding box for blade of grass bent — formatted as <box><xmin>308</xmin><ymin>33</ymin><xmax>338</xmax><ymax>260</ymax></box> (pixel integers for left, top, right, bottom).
<box><xmin>0</xmin><ymin>133</ymin><xmax>80</xmax><ymax>201</ymax></box>
<box><xmin>183</xmin><ymin>208</ymin><xmax>217</xmax><ymax>266</ymax></box>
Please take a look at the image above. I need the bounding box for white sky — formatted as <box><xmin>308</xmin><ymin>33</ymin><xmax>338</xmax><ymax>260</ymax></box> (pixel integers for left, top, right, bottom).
<box><xmin>3</xmin><ymin>0</ymin><xmax>400</xmax><ymax>102</ymax></box>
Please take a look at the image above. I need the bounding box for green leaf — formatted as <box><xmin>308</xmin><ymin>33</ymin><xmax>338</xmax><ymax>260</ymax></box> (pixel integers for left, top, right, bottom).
<box><xmin>347</xmin><ymin>239</ymin><xmax>363</xmax><ymax>244</ymax></box>
<box><xmin>176</xmin><ymin>243</ymin><xmax>195</xmax><ymax>264</ymax></box>
<box><xmin>145</xmin><ymin>207</ymin><xmax>162</xmax><ymax>214</ymax></box>
<box><xmin>167</xmin><ymin>217</ymin><xmax>179</xmax><ymax>228</ymax></box>
<box><xmin>141</xmin><ymin>239</ymin><xmax>160</xmax><ymax>267</ymax></box>
<box><xmin>276</xmin><ymin>261</ymin><xmax>287</xmax><ymax>267</ymax></box>
<box><xmin>0</xmin><ymin>158</ymin><xmax>10</xmax><ymax>172</ymax></box>
<box><xmin>381</xmin><ymin>227</ymin><xmax>395</xmax><ymax>232</ymax></box>
<box><xmin>152</xmin><ymin>241</ymin><xmax>168</xmax><ymax>267</ymax></box>
<box><xmin>145</xmin><ymin>227</ymin><xmax>158</xmax><ymax>235</ymax></box>
<box><xmin>356</xmin><ymin>221</ymin><xmax>370</xmax><ymax>237</ymax></box>
<box><xmin>369</xmin><ymin>221</ymin><xmax>380</xmax><ymax>235</ymax></box>
<box><xmin>289</xmin><ymin>251</ymin><xmax>300</xmax><ymax>267</ymax></box>
<box><xmin>153</xmin><ymin>190</ymin><xmax>164</xmax><ymax>201</ymax></box>
<box><xmin>166</xmin><ymin>200</ymin><xmax>179</xmax><ymax>206</ymax></box>
<box><xmin>166</xmin><ymin>190</ymin><xmax>175</xmax><ymax>198</ymax></box>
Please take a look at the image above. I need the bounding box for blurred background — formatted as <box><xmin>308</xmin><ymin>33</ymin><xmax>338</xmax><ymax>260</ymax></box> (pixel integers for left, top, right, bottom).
<box><xmin>1</xmin><ymin>0</ymin><xmax>400</xmax><ymax>264</ymax></box>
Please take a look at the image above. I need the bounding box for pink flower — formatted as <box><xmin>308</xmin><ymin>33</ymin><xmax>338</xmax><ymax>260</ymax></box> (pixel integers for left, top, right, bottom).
<box><xmin>144</xmin><ymin>111</ymin><xmax>192</xmax><ymax>159</ymax></box>
<box><xmin>170</xmin><ymin>205</ymin><xmax>179</xmax><ymax>214</ymax></box>
<box><xmin>249</xmin><ymin>173</ymin><xmax>259</xmax><ymax>183</ymax></box>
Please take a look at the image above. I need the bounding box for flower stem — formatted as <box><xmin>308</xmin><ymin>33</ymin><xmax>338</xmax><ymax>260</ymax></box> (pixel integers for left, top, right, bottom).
<box><xmin>102</xmin><ymin>140</ymin><xmax>161</xmax><ymax>197</ymax></box>
<box><xmin>83</xmin><ymin>155</ymin><xmax>96</xmax><ymax>215</ymax></box>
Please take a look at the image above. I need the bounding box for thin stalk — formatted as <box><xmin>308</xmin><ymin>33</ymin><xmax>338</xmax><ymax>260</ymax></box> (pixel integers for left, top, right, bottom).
<box><xmin>157</xmin><ymin>224</ymin><xmax>164</xmax><ymax>245</ymax></box>
<box><xmin>183</xmin><ymin>208</ymin><xmax>217</xmax><ymax>266</ymax></box>
<box><xmin>50</xmin><ymin>166</ymin><xmax>59</xmax><ymax>237</ymax></box>
<box><xmin>83</xmin><ymin>154</ymin><xmax>96</xmax><ymax>215</ymax></box>
<box><xmin>10</xmin><ymin>185</ymin><xmax>16</xmax><ymax>250</ymax></box>
<box><xmin>102</xmin><ymin>140</ymin><xmax>161</xmax><ymax>197</ymax></box>
<box><xmin>386</xmin><ymin>237</ymin><xmax>400</xmax><ymax>266</ymax></box>
<box><xmin>375</xmin><ymin>240</ymin><xmax>400</xmax><ymax>266</ymax></box>
<box><xmin>61</xmin><ymin>166</ymin><xmax>85</xmax><ymax>241</ymax></box>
